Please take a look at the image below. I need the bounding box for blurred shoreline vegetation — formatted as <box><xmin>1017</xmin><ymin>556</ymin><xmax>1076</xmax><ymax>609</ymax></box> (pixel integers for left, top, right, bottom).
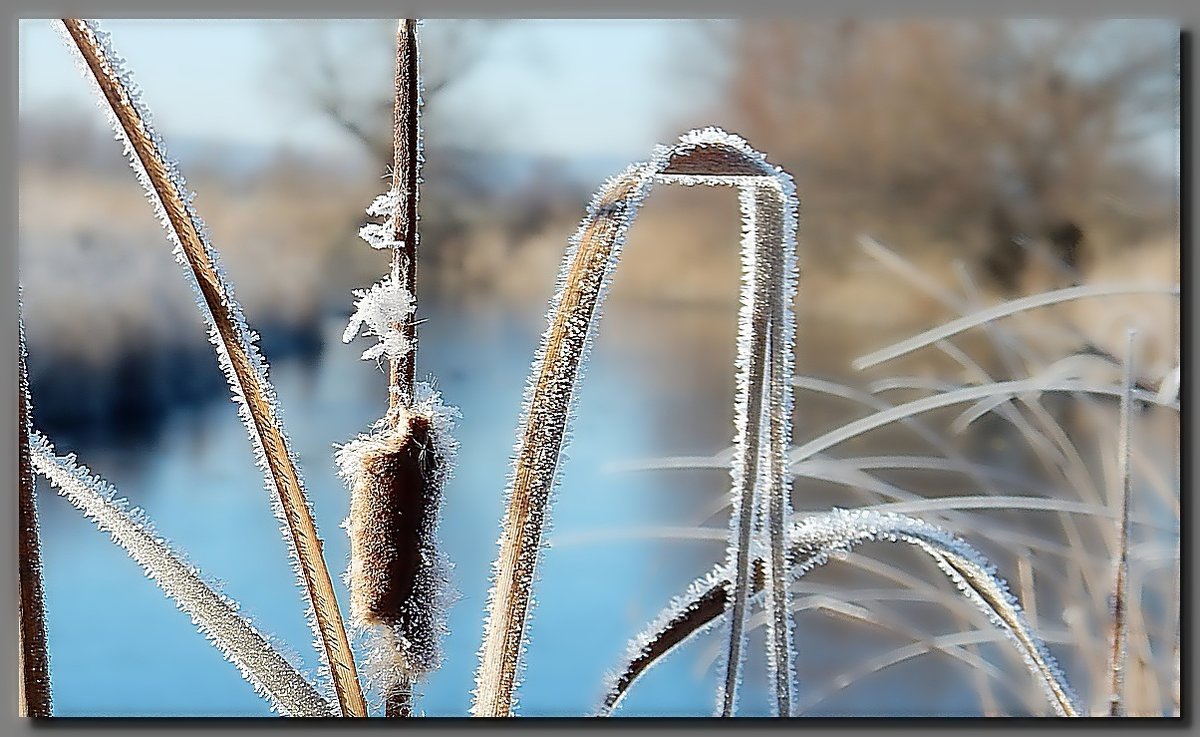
<box><xmin>18</xmin><ymin>19</ymin><xmax>1178</xmax><ymax>443</ymax></box>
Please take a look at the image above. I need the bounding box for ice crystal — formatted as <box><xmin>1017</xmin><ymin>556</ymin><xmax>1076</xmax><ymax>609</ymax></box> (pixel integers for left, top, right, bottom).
<box><xmin>342</xmin><ymin>275</ymin><xmax>416</xmax><ymax>362</ymax></box>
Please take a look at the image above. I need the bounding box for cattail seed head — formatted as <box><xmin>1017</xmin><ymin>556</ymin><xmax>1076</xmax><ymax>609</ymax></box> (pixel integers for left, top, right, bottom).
<box><xmin>338</xmin><ymin>386</ymin><xmax>457</xmax><ymax>684</ymax></box>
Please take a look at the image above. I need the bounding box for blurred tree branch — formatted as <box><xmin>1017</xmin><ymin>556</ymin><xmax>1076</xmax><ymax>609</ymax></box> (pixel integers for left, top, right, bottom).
<box><xmin>263</xmin><ymin>19</ymin><xmax>501</xmax><ymax>165</ymax></box>
<box><xmin>701</xmin><ymin>20</ymin><xmax>1178</xmax><ymax>285</ymax></box>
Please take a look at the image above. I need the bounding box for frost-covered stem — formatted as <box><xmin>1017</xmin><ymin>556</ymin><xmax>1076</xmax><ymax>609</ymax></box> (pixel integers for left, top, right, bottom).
<box><xmin>59</xmin><ymin>19</ymin><xmax>365</xmax><ymax>717</ymax></box>
<box><xmin>719</xmin><ymin>217</ymin><xmax>769</xmax><ymax>717</ymax></box>
<box><xmin>599</xmin><ymin>510</ymin><xmax>1081</xmax><ymax>717</ymax></box>
<box><xmin>29</xmin><ymin>431</ymin><xmax>335</xmax><ymax>717</ymax></box>
<box><xmin>388</xmin><ymin>18</ymin><xmax>421</xmax><ymax>415</ymax></box>
<box><xmin>473</xmin><ymin>174</ymin><xmax>641</xmax><ymax>717</ymax></box>
<box><xmin>1107</xmin><ymin>330</ymin><xmax>1136</xmax><ymax>717</ymax></box>
<box><xmin>17</xmin><ymin>312</ymin><xmax>51</xmax><ymax>718</ymax></box>
<box><xmin>757</xmin><ymin>181</ymin><xmax>798</xmax><ymax>717</ymax></box>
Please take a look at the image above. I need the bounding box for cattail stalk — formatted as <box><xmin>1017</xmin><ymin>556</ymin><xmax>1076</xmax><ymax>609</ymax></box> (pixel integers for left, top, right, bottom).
<box><xmin>383</xmin><ymin>19</ymin><xmax>421</xmax><ymax>716</ymax></box>
<box><xmin>389</xmin><ymin>18</ymin><xmax>421</xmax><ymax>416</ymax></box>
<box><xmin>340</xmin><ymin>20</ymin><xmax>456</xmax><ymax>716</ymax></box>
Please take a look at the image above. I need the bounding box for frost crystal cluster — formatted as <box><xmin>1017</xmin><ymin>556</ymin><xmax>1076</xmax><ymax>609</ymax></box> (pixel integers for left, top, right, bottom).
<box><xmin>342</xmin><ymin>274</ymin><xmax>416</xmax><ymax>362</ymax></box>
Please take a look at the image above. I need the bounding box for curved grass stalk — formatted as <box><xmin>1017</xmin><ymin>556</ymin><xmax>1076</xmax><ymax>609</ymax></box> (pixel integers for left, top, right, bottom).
<box><xmin>597</xmin><ymin>509</ymin><xmax>1080</xmax><ymax>717</ymax></box>
<box><xmin>473</xmin><ymin>129</ymin><xmax>799</xmax><ymax>717</ymax></box>
<box><xmin>743</xmin><ymin>597</ymin><xmax>1032</xmax><ymax>714</ymax></box>
<box><xmin>17</xmin><ymin>310</ymin><xmax>52</xmax><ymax>718</ymax></box>
<box><xmin>852</xmin><ymin>283</ymin><xmax>1179</xmax><ymax>372</ymax></box>
<box><xmin>28</xmin><ymin>431</ymin><xmax>335</xmax><ymax>717</ymax></box>
<box><xmin>920</xmin><ymin>348</ymin><xmax>1118</xmax><ymax>640</ymax></box>
<box><xmin>57</xmin><ymin>18</ymin><xmax>365</xmax><ymax>716</ymax></box>
<box><xmin>795</xmin><ymin>629</ymin><xmax>1067</xmax><ymax>716</ymax></box>
<box><xmin>602</xmin><ymin>452</ymin><xmax>1142</xmax><ymax>566</ymax></box>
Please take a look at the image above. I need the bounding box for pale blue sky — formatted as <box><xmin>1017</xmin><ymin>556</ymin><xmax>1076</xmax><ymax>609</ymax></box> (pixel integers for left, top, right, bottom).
<box><xmin>19</xmin><ymin>19</ymin><xmax>1178</xmax><ymax>175</ymax></box>
<box><xmin>18</xmin><ymin>19</ymin><xmax>702</xmax><ymax>161</ymax></box>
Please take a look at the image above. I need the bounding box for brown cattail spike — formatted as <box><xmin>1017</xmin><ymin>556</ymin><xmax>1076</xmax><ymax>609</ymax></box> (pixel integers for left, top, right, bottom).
<box><xmin>341</xmin><ymin>399</ymin><xmax>452</xmax><ymax>687</ymax></box>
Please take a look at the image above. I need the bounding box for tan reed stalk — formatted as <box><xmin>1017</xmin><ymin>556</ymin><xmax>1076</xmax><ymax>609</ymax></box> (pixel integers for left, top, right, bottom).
<box><xmin>58</xmin><ymin>18</ymin><xmax>366</xmax><ymax>717</ymax></box>
<box><xmin>1106</xmin><ymin>330</ymin><xmax>1136</xmax><ymax>717</ymax></box>
<box><xmin>17</xmin><ymin>312</ymin><xmax>51</xmax><ymax>718</ymax></box>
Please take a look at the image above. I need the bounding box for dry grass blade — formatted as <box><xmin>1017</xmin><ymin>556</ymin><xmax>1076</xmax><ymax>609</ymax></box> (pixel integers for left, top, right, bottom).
<box><xmin>473</xmin><ymin>130</ymin><xmax>792</xmax><ymax>717</ymax></box>
<box><xmin>1107</xmin><ymin>330</ymin><xmax>1137</xmax><ymax>716</ymax></box>
<box><xmin>791</xmin><ymin>378</ymin><xmax>1174</xmax><ymax>466</ymax></box>
<box><xmin>852</xmin><ymin>283</ymin><xmax>1179</xmax><ymax>371</ymax></box>
<box><xmin>17</xmin><ymin>311</ymin><xmax>52</xmax><ymax>718</ymax></box>
<box><xmin>28</xmin><ymin>430</ymin><xmax>336</xmax><ymax>717</ymax></box>
<box><xmin>598</xmin><ymin>510</ymin><xmax>1080</xmax><ymax>717</ymax></box>
<box><xmin>57</xmin><ymin>18</ymin><xmax>365</xmax><ymax>717</ymax></box>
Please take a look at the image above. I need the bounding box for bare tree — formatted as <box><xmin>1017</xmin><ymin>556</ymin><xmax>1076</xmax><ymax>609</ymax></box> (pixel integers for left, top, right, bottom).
<box><xmin>262</xmin><ymin>19</ymin><xmax>500</xmax><ymax>164</ymax></box>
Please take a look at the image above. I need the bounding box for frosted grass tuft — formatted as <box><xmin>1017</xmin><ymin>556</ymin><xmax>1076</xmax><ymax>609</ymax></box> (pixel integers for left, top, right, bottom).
<box><xmin>598</xmin><ymin>509</ymin><xmax>1080</xmax><ymax>717</ymax></box>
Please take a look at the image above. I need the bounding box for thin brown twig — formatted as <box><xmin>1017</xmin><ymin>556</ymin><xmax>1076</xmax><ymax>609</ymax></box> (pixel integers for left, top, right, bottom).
<box><xmin>59</xmin><ymin>18</ymin><xmax>366</xmax><ymax>717</ymax></box>
<box><xmin>1107</xmin><ymin>329</ymin><xmax>1136</xmax><ymax>717</ymax></box>
<box><xmin>17</xmin><ymin>313</ymin><xmax>51</xmax><ymax>718</ymax></box>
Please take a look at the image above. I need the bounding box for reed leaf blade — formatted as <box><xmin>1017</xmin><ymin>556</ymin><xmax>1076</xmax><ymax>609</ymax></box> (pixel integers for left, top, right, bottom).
<box><xmin>56</xmin><ymin>18</ymin><xmax>365</xmax><ymax>716</ymax></box>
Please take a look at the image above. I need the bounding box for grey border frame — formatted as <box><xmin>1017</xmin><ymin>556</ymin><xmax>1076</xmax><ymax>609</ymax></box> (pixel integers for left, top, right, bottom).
<box><xmin>4</xmin><ymin>1</ymin><xmax>1193</xmax><ymax>734</ymax></box>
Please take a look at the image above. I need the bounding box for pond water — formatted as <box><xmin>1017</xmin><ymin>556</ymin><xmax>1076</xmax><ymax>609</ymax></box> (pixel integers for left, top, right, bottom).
<box><xmin>35</xmin><ymin>303</ymin><xmax>989</xmax><ymax>717</ymax></box>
